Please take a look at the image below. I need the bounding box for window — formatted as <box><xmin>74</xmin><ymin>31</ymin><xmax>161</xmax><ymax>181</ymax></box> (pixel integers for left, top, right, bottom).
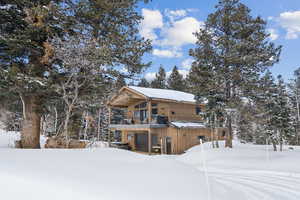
<box><xmin>196</xmin><ymin>106</ymin><xmax>202</xmax><ymax>115</ymax></box>
<box><xmin>134</xmin><ymin>111</ymin><xmax>140</xmax><ymax>118</ymax></box>
<box><xmin>222</xmin><ymin>131</ymin><xmax>226</xmax><ymax>137</ymax></box>
<box><xmin>134</xmin><ymin>102</ymin><xmax>147</xmax><ymax>109</ymax></box>
<box><xmin>197</xmin><ymin>136</ymin><xmax>205</xmax><ymax>141</ymax></box>
<box><xmin>151</xmin><ymin>103</ymin><xmax>158</xmax><ymax>107</ymax></box>
<box><xmin>152</xmin><ymin>108</ymin><xmax>158</xmax><ymax>115</ymax></box>
<box><xmin>140</xmin><ymin>102</ymin><xmax>147</xmax><ymax>108</ymax></box>
<box><xmin>140</xmin><ymin>110</ymin><xmax>148</xmax><ymax>122</ymax></box>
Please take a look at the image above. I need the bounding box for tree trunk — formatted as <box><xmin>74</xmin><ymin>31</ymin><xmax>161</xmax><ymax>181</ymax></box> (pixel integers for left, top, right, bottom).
<box><xmin>271</xmin><ymin>138</ymin><xmax>277</xmax><ymax>151</ymax></box>
<box><xmin>214</xmin><ymin>114</ymin><xmax>219</xmax><ymax>148</ymax></box>
<box><xmin>279</xmin><ymin>131</ymin><xmax>283</xmax><ymax>152</ymax></box>
<box><xmin>63</xmin><ymin>107</ymin><xmax>71</xmax><ymax>141</ymax></box>
<box><xmin>225</xmin><ymin>115</ymin><xmax>233</xmax><ymax>148</ymax></box>
<box><xmin>97</xmin><ymin>108</ymin><xmax>101</xmax><ymax>141</ymax></box>
<box><xmin>20</xmin><ymin>95</ymin><xmax>41</xmax><ymax>148</ymax></box>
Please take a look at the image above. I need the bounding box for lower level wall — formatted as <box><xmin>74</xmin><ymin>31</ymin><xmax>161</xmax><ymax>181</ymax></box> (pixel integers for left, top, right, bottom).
<box><xmin>119</xmin><ymin>127</ymin><xmax>227</xmax><ymax>154</ymax></box>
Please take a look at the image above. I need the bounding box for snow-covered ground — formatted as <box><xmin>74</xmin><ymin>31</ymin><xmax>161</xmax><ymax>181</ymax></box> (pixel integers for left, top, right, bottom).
<box><xmin>1</xmin><ymin>130</ymin><xmax>300</xmax><ymax>200</ymax></box>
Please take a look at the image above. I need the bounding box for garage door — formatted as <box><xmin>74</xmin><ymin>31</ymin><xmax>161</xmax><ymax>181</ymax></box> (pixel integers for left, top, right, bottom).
<box><xmin>135</xmin><ymin>133</ymin><xmax>148</xmax><ymax>152</ymax></box>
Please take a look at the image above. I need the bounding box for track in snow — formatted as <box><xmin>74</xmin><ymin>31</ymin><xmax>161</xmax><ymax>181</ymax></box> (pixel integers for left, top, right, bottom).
<box><xmin>198</xmin><ymin>168</ymin><xmax>300</xmax><ymax>200</ymax></box>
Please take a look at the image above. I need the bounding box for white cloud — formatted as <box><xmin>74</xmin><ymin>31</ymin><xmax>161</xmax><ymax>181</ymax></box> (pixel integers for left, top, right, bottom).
<box><xmin>152</xmin><ymin>48</ymin><xmax>182</xmax><ymax>58</ymax></box>
<box><xmin>145</xmin><ymin>72</ymin><xmax>156</xmax><ymax>81</ymax></box>
<box><xmin>181</xmin><ymin>58</ymin><xmax>194</xmax><ymax>69</ymax></box>
<box><xmin>278</xmin><ymin>11</ymin><xmax>300</xmax><ymax>39</ymax></box>
<box><xmin>267</xmin><ymin>28</ymin><xmax>279</xmax><ymax>41</ymax></box>
<box><xmin>139</xmin><ymin>9</ymin><xmax>163</xmax><ymax>41</ymax></box>
<box><xmin>177</xmin><ymin>69</ymin><xmax>189</xmax><ymax>78</ymax></box>
<box><xmin>166</xmin><ymin>69</ymin><xmax>189</xmax><ymax>78</ymax></box>
<box><xmin>165</xmin><ymin>9</ymin><xmax>187</xmax><ymax>22</ymax></box>
<box><xmin>160</xmin><ymin>17</ymin><xmax>204</xmax><ymax>47</ymax></box>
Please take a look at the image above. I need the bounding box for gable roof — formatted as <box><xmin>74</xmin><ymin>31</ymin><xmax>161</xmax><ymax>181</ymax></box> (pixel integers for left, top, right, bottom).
<box><xmin>128</xmin><ymin>86</ymin><xmax>196</xmax><ymax>103</ymax></box>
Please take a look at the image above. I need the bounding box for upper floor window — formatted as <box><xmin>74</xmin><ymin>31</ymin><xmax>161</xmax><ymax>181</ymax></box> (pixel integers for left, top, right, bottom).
<box><xmin>151</xmin><ymin>103</ymin><xmax>158</xmax><ymax>107</ymax></box>
<box><xmin>135</xmin><ymin>102</ymin><xmax>147</xmax><ymax>109</ymax></box>
<box><xmin>152</xmin><ymin>108</ymin><xmax>158</xmax><ymax>115</ymax></box>
<box><xmin>196</xmin><ymin>106</ymin><xmax>202</xmax><ymax>115</ymax></box>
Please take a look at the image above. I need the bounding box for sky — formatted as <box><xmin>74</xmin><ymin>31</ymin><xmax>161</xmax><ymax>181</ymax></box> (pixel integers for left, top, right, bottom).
<box><xmin>136</xmin><ymin>0</ymin><xmax>300</xmax><ymax>81</ymax></box>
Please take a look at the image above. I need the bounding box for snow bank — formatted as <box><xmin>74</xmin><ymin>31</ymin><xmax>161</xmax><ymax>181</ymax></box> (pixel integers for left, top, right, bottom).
<box><xmin>0</xmin><ymin>129</ymin><xmax>20</xmax><ymax>148</ymax></box>
<box><xmin>177</xmin><ymin>141</ymin><xmax>300</xmax><ymax>200</ymax></box>
<box><xmin>0</xmin><ymin>148</ymin><xmax>220</xmax><ymax>200</ymax></box>
<box><xmin>0</xmin><ymin>129</ymin><xmax>47</xmax><ymax>148</ymax></box>
<box><xmin>1</xmin><ymin>129</ymin><xmax>300</xmax><ymax>200</ymax></box>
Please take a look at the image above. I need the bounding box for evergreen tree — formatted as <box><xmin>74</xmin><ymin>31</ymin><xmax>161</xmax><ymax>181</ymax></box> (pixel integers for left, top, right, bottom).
<box><xmin>115</xmin><ymin>75</ymin><xmax>127</xmax><ymax>90</ymax></box>
<box><xmin>288</xmin><ymin>67</ymin><xmax>300</xmax><ymax>145</ymax></box>
<box><xmin>167</xmin><ymin>66</ymin><xmax>186</xmax><ymax>91</ymax></box>
<box><xmin>138</xmin><ymin>78</ymin><xmax>150</xmax><ymax>87</ymax></box>
<box><xmin>188</xmin><ymin>0</ymin><xmax>282</xmax><ymax>148</ymax></box>
<box><xmin>271</xmin><ymin>75</ymin><xmax>293</xmax><ymax>151</ymax></box>
<box><xmin>151</xmin><ymin>65</ymin><xmax>167</xmax><ymax>89</ymax></box>
<box><xmin>0</xmin><ymin>0</ymin><xmax>151</xmax><ymax>148</ymax></box>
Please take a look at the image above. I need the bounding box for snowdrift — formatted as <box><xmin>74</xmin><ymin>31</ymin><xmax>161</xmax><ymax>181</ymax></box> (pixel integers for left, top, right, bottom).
<box><xmin>1</xmin><ymin>130</ymin><xmax>300</xmax><ymax>200</ymax></box>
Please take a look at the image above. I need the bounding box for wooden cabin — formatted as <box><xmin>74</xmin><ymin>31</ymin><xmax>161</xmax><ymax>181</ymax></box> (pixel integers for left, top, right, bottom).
<box><xmin>108</xmin><ymin>86</ymin><xmax>227</xmax><ymax>154</ymax></box>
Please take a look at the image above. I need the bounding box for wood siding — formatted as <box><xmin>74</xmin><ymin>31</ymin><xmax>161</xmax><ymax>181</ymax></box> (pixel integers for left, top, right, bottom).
<box><xmin>120</xmin><ymin>127</ymin><xmax>227</xmax><ymax>154</ymax></box>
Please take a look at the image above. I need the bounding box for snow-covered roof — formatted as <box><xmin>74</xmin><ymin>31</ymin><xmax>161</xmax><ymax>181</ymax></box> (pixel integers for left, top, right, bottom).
<box><xmin>128</xmin><ymin>86</ymin><xmax>196</xmax><ymax>103</ymax></box>
<box><xmin>170</xmin><ymin>121</ymin><xmax>206</xmax><ymax>129</ymax></box>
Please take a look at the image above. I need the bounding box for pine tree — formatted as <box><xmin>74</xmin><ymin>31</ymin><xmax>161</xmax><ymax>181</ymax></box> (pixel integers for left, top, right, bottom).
<box><xmin>151</xmin><ymin>65</ymin><xmax>167</xmax><ymax>89</ymax></box>
<box><xmin>0</xmin><ymin>1</ymin><xmax>70</xmax><ymax>148</ymax></box>
<box><xmin>288</xmin><ymin>67</ymin><xmax>300</xmax><ymax>145</ymax></box>
<box><xmin>167</xmin><ymin>66</ymin><xmax>186</xmax><ymax>91</ymax></box>
<box><xmin>138</xmin><ymin>78</ymin><xmax>150</xmax><ymax>87</ymax></box>
<box><xmin>0</xmin><ymin>0</ymin><xmax>151</xmax><ymax>148</ymax></box>
<box><xmin>188</xmin><ymin>0</ymin><xmax>282</xmax><ymax>148</ymax></box>
<box><xmin>255</xmin><ymin>71</ymin><xmax>278</xmax><ymax>150</ymax></box>
<box><xmin>271</xmin><ymin>75</ymin><xmax>293</xmax><ymax>151</ymax></box>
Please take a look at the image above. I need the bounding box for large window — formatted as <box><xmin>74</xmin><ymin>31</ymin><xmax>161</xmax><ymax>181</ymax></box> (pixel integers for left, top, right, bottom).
<box><xmin>135</xmin><ymin>102</ymin><xmax>147</xmax><ymax>109</ymax></box>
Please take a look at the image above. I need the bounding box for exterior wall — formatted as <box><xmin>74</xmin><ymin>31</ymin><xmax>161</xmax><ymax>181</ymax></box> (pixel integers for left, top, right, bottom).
<box><xmin>167</xmin><ymin>127</ymin><xmax>227</xmax><ymax>154</ymax></box>
<box><xmin>120</xmin><ymin>127</ymin><xmax>227</xmax><ymax>154</ymax></box>
<box><xmin>126</xmin><ymin>100</ymin><xmax>204</xmax><ymax>124</ymax></box>
<box><xmin>167</xmin><ymin>103</ymin><xmax>204</xmax><ymax>122</ymax></box>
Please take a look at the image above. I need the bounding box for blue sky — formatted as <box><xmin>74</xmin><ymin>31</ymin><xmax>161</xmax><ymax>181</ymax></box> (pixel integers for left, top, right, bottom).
<box><xmin>136</xmin><ymin>0</ymin><xmax>300</xmax><ymax>81</ymax></box>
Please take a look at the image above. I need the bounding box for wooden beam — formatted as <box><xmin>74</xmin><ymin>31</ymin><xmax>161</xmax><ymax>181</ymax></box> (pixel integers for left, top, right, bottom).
<box><xmin>147</xmin><ymin>100</ymin><xmax>152</xmax><ymax>124</ymax></box>
<box><xmin>160</xmin><ymin>137</ymin><xmax>163</xmax><ymax>155</ymax></box>
<box><xmin>148</xmin><ymin>129</ymin><xmax>152</xmax><ymax>155</ymax></box>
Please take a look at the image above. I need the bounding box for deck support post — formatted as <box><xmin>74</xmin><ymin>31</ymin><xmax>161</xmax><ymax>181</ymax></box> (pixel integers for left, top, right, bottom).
<box><xmin>148</xmin><ymin>129</ymin><xmax>152</xmax><ymax>155</ymax></box>
<box><xmin>147</xmin><ymin>100</ymin><xmax>152</xmax><ymax>155</ymax></box>
<box><xmin>147</xmin><ymin>99</ymin><xmax>152</xmax><ymax>124</ymax></box>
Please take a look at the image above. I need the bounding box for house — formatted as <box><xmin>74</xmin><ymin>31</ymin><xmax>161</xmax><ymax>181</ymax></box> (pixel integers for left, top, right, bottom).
<box><xmin>108</xmin><ymin>86</ymin><xmax>227</xmax><ymax>154</ymax></box>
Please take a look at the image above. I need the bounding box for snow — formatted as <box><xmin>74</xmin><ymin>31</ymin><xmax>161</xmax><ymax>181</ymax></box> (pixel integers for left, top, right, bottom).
<box><xmin>177</xmin><ymin>141</ymin><xmax>300</xmax><ymax>200</ymax></box>
<box><xmin>170</xmin><ymin>121</ymin><xmax>206</xmax><ymax>128</ymax></box>
<box><xmin>129</xmin><ymin>86</ymin><xmax>196</xmax><ymax>103</ymax></box>
<box><xmin>1</xmin><ymin>130</ymin><xmax>300</xmax><ymax>200</ymax></box>
<box><xmin>0</xmin><ymin>129</ymin><xmax>47</xmax><ymax>148</ymax></box>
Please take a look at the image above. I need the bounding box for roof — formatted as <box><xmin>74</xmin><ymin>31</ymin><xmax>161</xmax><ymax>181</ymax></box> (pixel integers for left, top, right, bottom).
<box><xmin>128</xmin><ymin>86</ymin><xmax>196</xmax><ymax>103</ymax></box>
<box><xmin>170</xmin><ymin>121</ymin><xmax>206</xmax><ymax>129</ymax></box>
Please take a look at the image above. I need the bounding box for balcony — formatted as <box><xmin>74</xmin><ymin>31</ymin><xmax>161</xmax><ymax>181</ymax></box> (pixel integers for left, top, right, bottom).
<box><xmin>109</xmin><ymin>115</ymin><xmax>168</xmax><ymax>130</ymax></box>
